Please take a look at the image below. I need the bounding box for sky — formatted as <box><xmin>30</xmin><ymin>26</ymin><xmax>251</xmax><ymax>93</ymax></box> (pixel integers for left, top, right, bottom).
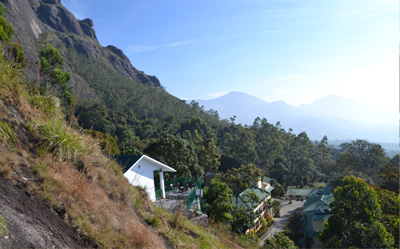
<box><xmin>62</xmin><ymin>0</ymin><xmax>399</xmax><ymax>112</ymax></box>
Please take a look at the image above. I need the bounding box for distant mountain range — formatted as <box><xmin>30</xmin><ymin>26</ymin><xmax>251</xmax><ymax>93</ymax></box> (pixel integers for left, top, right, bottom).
<box><xmin>195</xmin><ymin>92</ymin><xmax>399</xmax><ymax>144</ymax></box>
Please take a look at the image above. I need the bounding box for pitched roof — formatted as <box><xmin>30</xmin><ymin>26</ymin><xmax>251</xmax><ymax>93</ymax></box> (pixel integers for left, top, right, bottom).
<box><xmin>303</xmin><ymin>194</ymin><xmax>332</xmax><ymax>212</ymax></box>
<box><xmin>286</xmin><ymin>188</ymin><xmax>323</xmax><ymax>196</ymax></box>
<box><xmin>299</xmin><ymin>186</ymin><xmax>334</xmax><ymax>244</ymax></box>
<box><xmin>115</xmin><ymin>155</ymin><xmax>176</xmax><ymax>173</ymax></box>
<box><xmin>321</xmin><ymin>185</ymin><xmax>333</xmax><ymax>195</ymax></box>
<box><xmin>265</xmin><ymin>186</ymin><xmax>274</xmax><ymax>193</ymax></box>
<box><xmin>302</xmin><ymin>194</ymin><xmax>333</xmax><ymax>240</ymax></box>
<box><xmin>233</xmin><ymin>187</ymin><xmax>270</xmax><ymax>210</ymax></box>
<box><xmin>263</xmin><ymin>177</ymin><xmax>272</xmax><ymax>182</ymax></box>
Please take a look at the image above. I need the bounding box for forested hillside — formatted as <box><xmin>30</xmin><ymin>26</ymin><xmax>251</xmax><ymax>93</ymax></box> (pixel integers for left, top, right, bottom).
<box><xmin>0</xmin><ymin>6</ymin><xmax>261</xmax><ymax>247</ymax></box>
<box><xmin>2</xmin><ymin>0</ymin><xmax>397</xmax><ymax>189</ymax></box>
<box><xmin>1</xmin><ymin>1</ymin><xmax>398</xmax><ymax>248</ymax></box>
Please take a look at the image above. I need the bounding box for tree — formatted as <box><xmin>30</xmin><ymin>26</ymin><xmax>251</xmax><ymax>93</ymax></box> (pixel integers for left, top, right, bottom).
<box><xmin>272</xmin><ymin>200</ymin><xmax>281</xmax><ymax>217</ymax></box>
<box><xmin>269</xmin><ymin>157</ymin><xmax>289</xmax><ymax>185</ymax></box>
<box><xmin>231</xmin><ymin>206</ymin><xmax>256</xmax><ymax>234</ymax></box>
<box><xmin>39</xmin><ymin>44</ymin><xmax>74</xmax><ymax>105</ymax></box>
<box><xmin>203</xmin><ymin>179</ymin><xmax>233</xmax><ymax>223</ymax></box>
<box><xmin>376</xmin><ymin>188</ymin><xmax>400</xmax><ymax>247</ymax></box>
<box><xmin>284</xmin><ymin>210</ymin><xmax>307</xmax><ymax>246</ymax></box>
<box><xmin>263</xmin><ymin>232</ymin><xmax>297</xmax><ymax>249</ymax></box>
<box><xmin>0</xmin><ymin>5</ymin><xmax>13</xmax><ymax>44</ymax></box>
<box><xmin>335</xmin><ymin>140</ymin><xmax>387</xmax><ymax>183</ymax></box>
<box><xmin>145</xmin><ymin>134</ymin><xmax>203</xmax><ymax>179</ymax></box>
<box><xmin>378</xmin><ymin>156</ymin><xmax>399</xmax><ymax>193</ymax></box>
<box><xmin>270</xmin><ymin>179</ymin><xmax>285</xmax><ymax>198</ymax></box>
<box><xmin>197</xmin><ymin>138</ymin><xmax>221</xmax><ymax>173</ymax></box>
<box><xmin>0</xmin><ymin>4</ymin><xmax>25</xmax><ymax>67</ymax></box>
<box><xmin>222</xmin><ymin>163</ymin><xmax>263</xmax><ymax>203</ymax></box>
<box><xmin>320</xmin><ymin>176</ymin><xmax>394</xmax><ymax>248</ymax></box>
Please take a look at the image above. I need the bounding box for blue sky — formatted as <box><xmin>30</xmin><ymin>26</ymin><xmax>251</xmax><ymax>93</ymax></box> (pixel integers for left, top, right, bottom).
<box><xmin>62</xmin><ymin>0</ymin><xmax>398</xmax><ymax>112</ymax></box>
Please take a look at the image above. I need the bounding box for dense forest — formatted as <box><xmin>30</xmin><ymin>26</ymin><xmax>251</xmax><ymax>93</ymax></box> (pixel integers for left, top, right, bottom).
<box><xmin>60</xmin><ymin>45</ymin><xmax>398</xmax><ymax>192</ymax></box>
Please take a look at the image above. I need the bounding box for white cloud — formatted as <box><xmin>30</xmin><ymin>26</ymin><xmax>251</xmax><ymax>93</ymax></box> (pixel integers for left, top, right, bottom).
<box><xmin>126</xmin><ymin>45</ymin><xmax>156</xmax><ymax>54</ymax></box>
<box><xmin>165</xmin><ymin>40</ymin><xmax>195</xmax><ymax>47</ymax></box>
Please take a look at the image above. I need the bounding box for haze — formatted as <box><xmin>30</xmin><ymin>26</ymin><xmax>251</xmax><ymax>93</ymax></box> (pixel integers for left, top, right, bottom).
<box><xmin>63</xmin><ymin>0</ymin><xmax>399</xmax><ymax>112</ymax></box>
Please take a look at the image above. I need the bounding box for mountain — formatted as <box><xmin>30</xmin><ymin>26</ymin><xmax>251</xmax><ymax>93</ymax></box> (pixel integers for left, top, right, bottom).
<box><xmin>196</xmin><ymin>92</ymin><xmax>399</xmax><ymax>143</ymax></box>
<box><xmin>2</xmin><ymin>0</ymin><xmax>161</xmax><ymax>97</ymax></box>
<box><xmin>1</xmin><ymin>0</ymin><xmax>210</xmax><ymax>147</ymax></box>
<box><xmin>0</xmin><ymin>2</ymin><xmax>252</xmax><ymax>247</ymax></box>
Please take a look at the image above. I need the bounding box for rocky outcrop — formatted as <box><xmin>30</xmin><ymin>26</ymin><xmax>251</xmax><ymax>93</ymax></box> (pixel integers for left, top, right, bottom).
<box><xmin>35</xmin><ymin>4</ymin><xmax>85</xmax><ymax>37</ymax></box>
<box><xmin>79</xmin><ymin>18</ymin><xmax>97</xmax><ymax>39</ymax></box>
<box><xmin>1</xmin><ymin>0</ymin><xmax>162</xmax><ymax>93</ymax></box>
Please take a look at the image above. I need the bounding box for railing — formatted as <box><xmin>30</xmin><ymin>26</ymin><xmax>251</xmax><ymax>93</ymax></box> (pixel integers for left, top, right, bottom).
<box><xmin>155</xmin><ymin>189</ymin><xmax>162</xmax><ymax>201</ymax></box>
<box><xmin>164</xmin><ymin>177</ymin><xmax>202</xmax><ymax>192</ymax></box>
<box><xmin>187</xmin><ymin>199</ymin><xmax>206</xmax><ymax>214</ymax></box>
<box><xmin>186</xmin><ymin>188</ymin><xmax>196</xmax><ymax>207</ymax></box>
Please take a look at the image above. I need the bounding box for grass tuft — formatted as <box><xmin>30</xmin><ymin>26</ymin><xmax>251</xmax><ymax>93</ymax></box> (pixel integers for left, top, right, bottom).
<box><xmin>28</xmin><ymin>94</ymin><xmax>60</xmax><ymax>116</ymax></box>
<box><xmin>0</xmin><ymin>153</ymin><xmax>18</xmax><ymax>179</ymax></box>
<box><xmin>30</xmin><ymin>119</ymin><xmax>86</xmax><ymax>162</ymax></box>
<box><xmin>0</xmin><ymin>120</ymin><xmax>18</xmax><ymax>149</ymax></box>
<box><xmin>0</xmin><ymin>213</ymin><xmax>10</xmax><ymax>246</ymax></box>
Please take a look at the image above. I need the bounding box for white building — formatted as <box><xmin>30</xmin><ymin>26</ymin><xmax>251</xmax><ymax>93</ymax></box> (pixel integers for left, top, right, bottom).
<box><xmin>117</xmin><ymin>155</ymin><xmax>176</xmax><ymax>201</ymax></box>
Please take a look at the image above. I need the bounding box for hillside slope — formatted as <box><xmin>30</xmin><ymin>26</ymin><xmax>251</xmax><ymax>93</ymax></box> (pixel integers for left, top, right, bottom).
<box><xmin>0</xmin><ymin>57</ymin><xmax>249</xmax><ymax>248</ymax></box>
<box><xmin>0</xmin><ymin>170</ymin><xmax>90</xmax><ymax>248</ymax></box>
<box><xmin>1</xmin><ymin>0</ymin><xmax>161</xmax><ymax>92</ymax></box>
<box><xmin>0</xmin><ymin>54</ymin><xmax>170</xmax><ymax>247</ymax></box>
<box><xmin>1</xmin><ymin>0</ymin><xmax>217</xmax><ymax>150</ymax></box>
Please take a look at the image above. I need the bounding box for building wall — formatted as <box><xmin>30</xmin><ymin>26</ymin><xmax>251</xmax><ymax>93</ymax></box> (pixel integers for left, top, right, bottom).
<box><xmin>312</xmin><ymin>220</ymin><xmax>324</xmax><ymax>232</ymax></box>
<box><xmin>123</xmin><ymin>158</ymin><xmax>160</xmax><ymax>201</ymax></box>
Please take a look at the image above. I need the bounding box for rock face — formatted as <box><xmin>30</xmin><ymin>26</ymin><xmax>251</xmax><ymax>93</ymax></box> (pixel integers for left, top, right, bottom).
<box><xmin>35</xmin><ymin>4</ymin><xmax>85</xmax><ymax>36</ymax></box>
<box><xmin>0</xmin><ymin>0</ymin><xmax>161</xmax><ymax>95</ymax></box>
<box><xmin>0</xmin><ymin>175</ymin><xmax>92</xmax><ymax>248</ymax></box>
<box><xmin>80</xmin><ymin>18</ymin><xmax>97</xmax><ymax>39</ymax></box>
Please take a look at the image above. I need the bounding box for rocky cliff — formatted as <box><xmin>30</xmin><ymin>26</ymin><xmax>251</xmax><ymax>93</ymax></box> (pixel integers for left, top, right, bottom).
<box><xmin>1</xmin><ymin>0</ymin><xmax>161</xmax><ymax>98</ymax></box>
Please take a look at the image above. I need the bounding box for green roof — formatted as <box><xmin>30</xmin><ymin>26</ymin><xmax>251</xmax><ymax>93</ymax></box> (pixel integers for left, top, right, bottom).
<box><xmin>265</xmin><ymin>186</ymin><xmax>274</xmax><ymax>193</ymax></box>
<box><xmin>303</xmin><ymin>196</ymin><xmax>321</xmax><ymax>208</ymax></box>
<box><xmin>302</xmin><ymin>194</ymin><xmax>333</xmax><ymax>241</ymax></box>
<box><xmin>286</xmin><ymin>188</ymin><xmax>323</xmax><ymax>196</ymax></box>
<box><xmin>303</xmin><ymin>194</ymin><xmax>332</xmax><ymax>212</ymax></box>
<box><xmin>232</xmin><ymin>187</ymin><xmax>269</xmax><ymax>210</ymax></box>
<box><xmin>263</xmin><ymin>177</ymin><xmax>272</xmax><ymax>182</ymax></box>
<box><xmin>321</xmin><ymin>185</ymin><xmax>333</xmax><ymax>195</ymax></box>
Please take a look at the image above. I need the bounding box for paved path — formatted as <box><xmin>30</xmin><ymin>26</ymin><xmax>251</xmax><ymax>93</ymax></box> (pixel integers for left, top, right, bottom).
<box><xmin>259</xmin><ymin>199</ymin><xmax>304</xmax><ymax>245</ymax></box>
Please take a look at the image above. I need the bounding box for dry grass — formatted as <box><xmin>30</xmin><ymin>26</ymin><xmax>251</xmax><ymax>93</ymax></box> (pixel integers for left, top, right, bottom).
<box><xmin>0</xmin><ymin>153</ymin><xmax>18</xmax><ymax>180</ymax></box>
<box><xmin>0</xmin><ymin>59</ymin><xmax>166</xmax><ymax>248</ymax></box>
<box><xmin>0</xmin><ymin>59</ymin><xmax>255</xmax><ymax>249</ymax></box>
<box><xmin>32</xmin><ymin>152</ymin><xmax>166</xmax><ymax>249</ymax></box>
